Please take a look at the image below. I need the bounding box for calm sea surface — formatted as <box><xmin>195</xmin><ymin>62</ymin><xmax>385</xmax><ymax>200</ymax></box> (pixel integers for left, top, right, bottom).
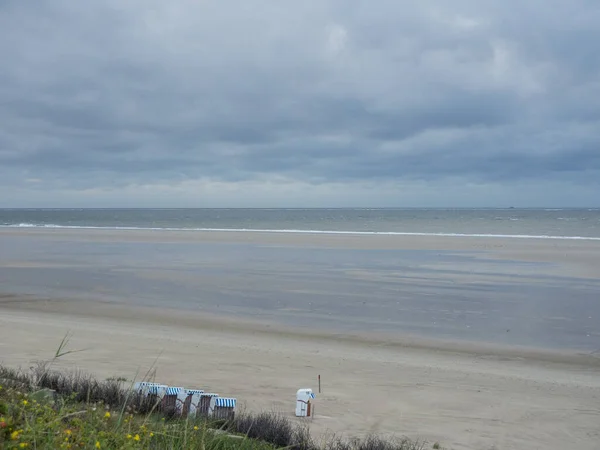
<box><xmin>1</xmin><ymin>208</ymin><xmax>600</xmax><ymax>238</ymax></box>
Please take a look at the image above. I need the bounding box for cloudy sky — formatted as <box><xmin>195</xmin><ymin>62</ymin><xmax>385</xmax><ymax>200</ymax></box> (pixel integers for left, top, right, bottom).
<box><xmin>1</xmin><ymin>0</ymin><xmax>599</xmax><ymax>207</ymax></box>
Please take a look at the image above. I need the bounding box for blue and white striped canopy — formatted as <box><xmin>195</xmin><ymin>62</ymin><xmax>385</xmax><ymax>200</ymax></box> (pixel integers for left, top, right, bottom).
<box><xmin>147</xmin><ymin>385</ymin><xmax>166</xmax><ymax>394</ymax></box>
<box><xmin>165</xmin><ymin>387</ymin><xmax>184</xmax><ymax>395</ymax></box>
<box><xmin>214</xmin><ymin>398</ymin><xmax>236</xmax><ymax>408</ymax></box>
<box><xmin>309</xmin><ymin>393</ymin><xmax>316</xmax><ymax>399</ymax></box>
<box><xmin>135</xmin><ymin>382</ymin><xmax>160</xmax><ymax>389</ymax></box>
<box><xmin>185</xmin><ymin>389</ymin><xmax>204</xmax><ymax>395</ymax></box>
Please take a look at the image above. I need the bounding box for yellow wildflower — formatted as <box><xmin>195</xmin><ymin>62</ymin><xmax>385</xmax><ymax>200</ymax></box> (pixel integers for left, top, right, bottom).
<box><xmin>64</xmin><ymin>429</ymin><xmax>72</xmax><ymax>436</ymax></box>
<box><xmin>20</xmin><ymin>444</ymin><xmax>29</xmax><ymax>448</ymax></box>
<box><xmin>95</xmin><ymin>442</ymin><xmax>101</xmax><ymax>449</ymax></box>
<box><xmin>193</xmin><ymin>426</ymin><xmax>199</xmax><ymax>431</ymax></box>
<box><xmin>134</xmin><ymin>434</ymin><xmax>140</xmax><ymax>441</ymax></box>
<box><xmin>11</xmin><ymin>430</ymin><xmax>20</xmax><ymax>440</ymax></box>
<box><xmin>104</xmin><ymin>412</ymin><xmax>111</xmax><ymax>419</ymax></box>
<box><xmin>149</xmin><ymin>432</ymin><xmax>154</xmax><ymax>437</ymax></box>
<box><xmin>22</xmin><ymin>400</ymin><xmax>28</xmax><ymax>406</ymax></box>
<box><xmin>127</xmin><ymin>434</ymin><xmax>132</xmax><ymax>439</ymax></box>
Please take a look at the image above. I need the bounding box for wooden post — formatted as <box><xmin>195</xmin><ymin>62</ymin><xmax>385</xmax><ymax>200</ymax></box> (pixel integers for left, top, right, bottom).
<box><xmin>318</xmin><ymin>374</ymin><xmax>321</xmax><ymax>393</ymax></box>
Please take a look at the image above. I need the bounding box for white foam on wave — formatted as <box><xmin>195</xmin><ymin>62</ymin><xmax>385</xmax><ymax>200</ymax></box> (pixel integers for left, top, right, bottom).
<box><xmin>2</xmin><ymin>223</ymin><xmax>600</xmax><ymax>241</ymax></box>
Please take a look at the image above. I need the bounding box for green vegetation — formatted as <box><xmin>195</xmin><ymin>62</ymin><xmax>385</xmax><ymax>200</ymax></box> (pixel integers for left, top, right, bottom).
<box><xmin>0</xmin><ymin>380</ymin><xmax>270</xmax><ymax>449</ymax></box>
<box><xmin>0</xmin><ymin>335</ymin><xmax>429</xmax><ymax>449</ymax></box>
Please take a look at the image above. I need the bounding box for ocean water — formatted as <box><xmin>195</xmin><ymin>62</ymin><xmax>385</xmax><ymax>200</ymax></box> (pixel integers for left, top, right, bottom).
<box><xmin>1</xmin><ymin>208</ymin><xmax>600</xmax><ymax>238</ymax></box>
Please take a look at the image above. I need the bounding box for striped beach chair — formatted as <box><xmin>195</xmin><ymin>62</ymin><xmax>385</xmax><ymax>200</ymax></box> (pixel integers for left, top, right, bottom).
<box><xmin>182</xmin><ymin>389</ymin><xmax>204</xmax><ymax>418</ymax></box>
<box><xmin>145</xmin><ymin>385</ymin><xmax>168</xmax><ymax>410</ymax></box>
<box><xmin>195</xmin><ymin>393</ymin><xmax>219</xmax><ymax>417</ymax></box>
<box><xmin>133</xmin><ymin>382</ymin><xmax>162</xmax><ymax>394</ymax></box>
<box><xmin>212</xmin><ymin>397</ymin><xmax>236</xmax><ymax>420</ymax></box>
<box><xmin>161</xmin><ymin>387</ymin><xmax>187</xmax><ymax>416</ymax></box>
<box><xmin>133</xmin><ymin>383</ymin><xmax>167</xmax><ymax>407</ymax></box>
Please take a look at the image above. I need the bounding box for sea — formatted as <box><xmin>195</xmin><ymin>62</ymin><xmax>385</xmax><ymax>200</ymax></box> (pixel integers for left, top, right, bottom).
<box><xmin>1</xmin><ymin>208</ymin><xmax>599</xmax><ymax>352</ymax></box>
<box><xmin>1</xmin><ymin>207</ymin><xmax>600</xmax><ymax>238</ymax></box>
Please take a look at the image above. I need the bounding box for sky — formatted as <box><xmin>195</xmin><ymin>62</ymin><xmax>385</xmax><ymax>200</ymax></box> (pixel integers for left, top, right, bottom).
<box><xmin>1</xmin><ymin>0</ymin><xmax>599</xmax><ymax>208</ymax></box>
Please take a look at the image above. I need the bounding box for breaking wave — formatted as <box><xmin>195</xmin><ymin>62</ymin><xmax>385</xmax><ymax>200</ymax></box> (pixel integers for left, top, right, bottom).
<box><xmin>2</xmin><ymin>223</ymin><xmax>600</xmax><ymax>241</ymax></box>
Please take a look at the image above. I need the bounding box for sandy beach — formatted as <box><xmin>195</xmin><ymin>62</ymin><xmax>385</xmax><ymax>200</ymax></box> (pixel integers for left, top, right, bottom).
<box><xmin>1</xmin><ymin>298</ymin><xmax>599</xmax><ymax>450</ymax></box>
<box><xmin>1</xmin><ymin>229</ymin><xmax>600</xmax><ymax>449</ymax></box>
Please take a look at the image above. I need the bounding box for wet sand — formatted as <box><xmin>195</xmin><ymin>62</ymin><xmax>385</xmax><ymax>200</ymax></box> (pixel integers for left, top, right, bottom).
<box><xmin>1</xmin><ymin>228</ymin><xmax>599</xmax><ymax>350</ymax></box>
<box><xmin>1</xmin><ymin>228</ymin><xmax>600</xmax><ymax>449</ymax></box>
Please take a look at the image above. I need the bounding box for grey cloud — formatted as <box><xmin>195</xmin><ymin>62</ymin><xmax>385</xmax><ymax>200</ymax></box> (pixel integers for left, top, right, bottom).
<box><xmin>1</xmin><ymin>0</ymin><xmax>599</xmax><ymax>205</ymax></box>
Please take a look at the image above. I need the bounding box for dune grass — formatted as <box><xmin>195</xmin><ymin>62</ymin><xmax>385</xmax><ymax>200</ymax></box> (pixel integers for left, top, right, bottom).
<box><xmin>0</xmin><ymin>363</ymin><xmax>429</xmax><ymax>450</ymax></box>
<box><xmin>0</xmin><ymin>381</ymin><xmax>270</xmax><ymax>449</ymax></box>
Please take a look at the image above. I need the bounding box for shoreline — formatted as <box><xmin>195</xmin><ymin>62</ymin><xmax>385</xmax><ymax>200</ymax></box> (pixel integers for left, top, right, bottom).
<box><xmin>2</xmin><ymin>293</ymin><xmax>599</xmax><ymax>368</ymax></box>
<box><xmin>2</xmin><ymin>227</ymin><xmax>600</xmax><ymax>348</ymax></box>
<box><xmin>2</xmin><ymin>224</ymin><xmax>600</xmax><ymax>241</ymax></box>
<box><xmin>4</xmin><ymin>225</ymin><xmax>600</xmax><ymax>249</ymax></box>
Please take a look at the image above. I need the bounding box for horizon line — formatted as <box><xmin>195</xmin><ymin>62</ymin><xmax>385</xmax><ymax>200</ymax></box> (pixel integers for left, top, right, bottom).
<box><xmin>1</xmin><ymin>206</ymin><xmax>599</xmax><ymax>210</ymax></box>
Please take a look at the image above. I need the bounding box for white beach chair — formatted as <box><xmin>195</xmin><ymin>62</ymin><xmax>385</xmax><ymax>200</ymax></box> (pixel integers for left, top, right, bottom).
<box><xmin>295</xmin><ymin>389</ymin><xmax>316</xmax><ymax>417</ymax></box>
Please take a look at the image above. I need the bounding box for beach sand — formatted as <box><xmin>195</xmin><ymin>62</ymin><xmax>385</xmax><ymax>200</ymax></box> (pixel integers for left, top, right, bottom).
<box><xmin>1</xmin><ymin>229</ymin><xmax>600</xmax><ymax>449</ymax></box>
<box><xmin>1</xmin><ymin>297</ymin><xmax>600</xmax><ymax>450</ymax></box>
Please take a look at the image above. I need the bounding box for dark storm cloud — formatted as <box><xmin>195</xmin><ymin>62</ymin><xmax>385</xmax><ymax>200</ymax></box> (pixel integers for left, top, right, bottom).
<box><xmin>0</xmin><ymin>0</ymin><xmax>599</xmax><ymax>204</ymax></box>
